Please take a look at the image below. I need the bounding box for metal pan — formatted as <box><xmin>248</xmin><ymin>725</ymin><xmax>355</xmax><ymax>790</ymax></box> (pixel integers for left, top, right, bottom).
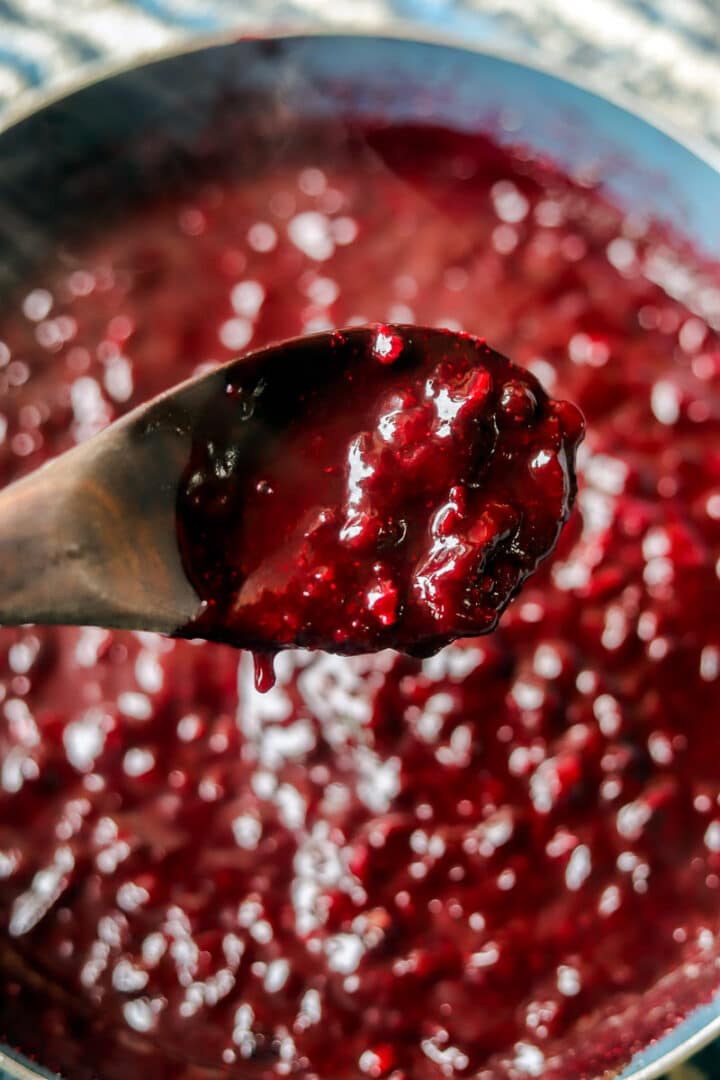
<box><xmin>0</xmin><ymin>26</ymin><xmax>719</xmax><ymax>1080</ymax></box>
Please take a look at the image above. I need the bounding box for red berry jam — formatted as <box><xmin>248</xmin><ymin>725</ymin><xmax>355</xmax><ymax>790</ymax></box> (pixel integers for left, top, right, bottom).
<box><xmin>0</xmin><ymin>117</ymin><xmax>719</xmax><ymax>1080</ymax></box>
<box><xmin>177</xmin><ymin>326</ymin><xmax>583</xmax><ymax>658</ymax></box>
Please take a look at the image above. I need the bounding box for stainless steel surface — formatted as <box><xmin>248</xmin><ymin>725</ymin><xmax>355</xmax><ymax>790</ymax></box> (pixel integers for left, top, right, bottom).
<box><xmin>0</xmin><ymin>1050</ymin><xmax>54</xmax><ymax>1080</ymax></box>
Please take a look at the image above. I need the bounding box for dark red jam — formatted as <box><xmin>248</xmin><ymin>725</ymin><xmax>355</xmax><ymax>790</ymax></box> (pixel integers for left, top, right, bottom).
<box><xmin>0</xmin><ymin>118</ymin><xmax>719</xmax><ymax>1080</ymax></box>
<box><xmin>176</xmin><ymin>326</ymin><xmax>583</xmax><ymax>658</ymax></box>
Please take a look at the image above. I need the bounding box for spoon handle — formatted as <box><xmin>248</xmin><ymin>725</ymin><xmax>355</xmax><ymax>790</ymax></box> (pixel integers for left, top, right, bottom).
<box><xmin>0</xmin><ymin>419</ymin><xmax>200</xmax><ymax>634</ymax></box>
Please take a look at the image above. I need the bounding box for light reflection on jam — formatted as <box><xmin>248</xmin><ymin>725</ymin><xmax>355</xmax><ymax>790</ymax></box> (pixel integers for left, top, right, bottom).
<box><xmin>0</xmin><ymin>121</ymin><xmax>718</xmax><ymax>1080</ymax></box>
<box><xmin>175</xmin><ymin>325</ymin><xmax>583</xmax><ymax>661</ymax></box>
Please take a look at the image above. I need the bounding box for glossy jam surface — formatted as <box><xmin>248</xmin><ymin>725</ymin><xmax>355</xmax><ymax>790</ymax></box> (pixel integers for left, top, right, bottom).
<box><xmin>177</xmin><ymin>326</ymin><xmax>582</xmax><ymax>656</ymax></box>
<box><xmin>0</xmin><ymin>120</ymin><xmax>719</xmax><ymax>1080</ymax></box>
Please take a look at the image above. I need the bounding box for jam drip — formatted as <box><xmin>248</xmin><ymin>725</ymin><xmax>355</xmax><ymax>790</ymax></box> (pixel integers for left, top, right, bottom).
<box><xmin>176</xmin><ymin>325</ymin><xmax>583</xmax><ymax>657</ymax></box>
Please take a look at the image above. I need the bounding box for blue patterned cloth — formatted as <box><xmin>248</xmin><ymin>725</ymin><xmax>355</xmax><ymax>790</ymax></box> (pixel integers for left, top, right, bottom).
<box><xmin>0</xmin><ymin>3</ymin><xmax>718</xmax><ymax>1079</ymax></box>
<box><xmin>0</xmin><ymin>0</ymin><xmax>718</xmax><ymax>148</ymax></box>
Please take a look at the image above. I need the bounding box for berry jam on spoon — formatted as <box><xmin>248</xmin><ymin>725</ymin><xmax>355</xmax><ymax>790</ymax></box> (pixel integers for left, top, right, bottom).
<box><xmin>0</xmin><ymin>324</ymin><xmax>583</xmax><ymax>689</ymax></box>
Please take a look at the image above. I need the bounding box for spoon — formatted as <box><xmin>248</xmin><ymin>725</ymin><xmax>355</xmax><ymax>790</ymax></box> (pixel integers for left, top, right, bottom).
<box><xmin>0</xmin><ymin>325</ymin><xmax>584</xmax><ymax>681</ymax></box>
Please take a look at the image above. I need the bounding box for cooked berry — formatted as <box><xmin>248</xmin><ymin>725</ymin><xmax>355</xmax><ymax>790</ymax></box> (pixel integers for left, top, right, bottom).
<box><xmin>176</xmin><ymin>326</ymin><xmax>583</xmax><ymax>658</ymax></box>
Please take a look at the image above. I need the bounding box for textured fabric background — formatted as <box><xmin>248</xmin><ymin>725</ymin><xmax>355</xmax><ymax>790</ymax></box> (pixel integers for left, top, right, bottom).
<box><xmin>0</xmin><ymin>2</ymin><xmax>718</xmax><ymax>1078</ymax></box>
<box><xmin>0</xmin><ymin>0</ymin><xmax>719</xmax><ymax>146</ymax></box>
